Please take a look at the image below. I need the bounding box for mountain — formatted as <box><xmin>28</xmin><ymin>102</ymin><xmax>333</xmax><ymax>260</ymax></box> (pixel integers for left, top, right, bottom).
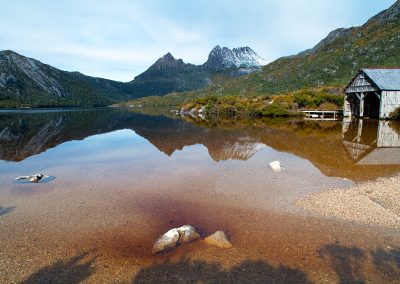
<box><xmin>165</xmin><ymin>0</ymin><xmax>400</xmax><ymax>100</ymax></box>
<box><xmin>0</xmin><ymin>50</ymin><xmax>141</xmax><ymax>107</ymax></box>
<box><xmin>126</xmin><ymin>47</ymin><xmax>266</xmax><ymax>97</ymax></box>
<box><xmin>0</xmin><ymin>45</ymin><xmax>266</xmax><ymax>108</ymax></box>
<box><xmin>126</xmin><ymin>53</ymin><xmax>210</xmax><ymax>97</ymax></box>
<box><xmin>203</xmin><ymin>46</ymin><xmax>267</xmax><ymax>71</ymax></box>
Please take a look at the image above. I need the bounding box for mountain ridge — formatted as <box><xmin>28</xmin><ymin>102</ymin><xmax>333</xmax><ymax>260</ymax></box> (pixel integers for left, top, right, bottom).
<box><xmin>0</xmin><ymin>45</ymin><xmax>266</xmax><ymax>107</ymax></box>
<box><xmin>127</xmin><ymin>45</ymin><xmax>266</xmax><ymax>97</ymax></box>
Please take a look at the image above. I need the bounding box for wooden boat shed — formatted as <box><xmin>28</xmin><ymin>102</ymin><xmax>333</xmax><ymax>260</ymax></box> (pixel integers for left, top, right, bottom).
<box><xmin>344</xmin><ymin>69</ymin><xmax>400</xmax><ymax>118</ymax></box>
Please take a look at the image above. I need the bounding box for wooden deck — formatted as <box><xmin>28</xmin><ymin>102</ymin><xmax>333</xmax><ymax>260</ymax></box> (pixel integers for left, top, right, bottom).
<box><xmin>301</xmin><ymin>110</ymin><xmax>343</xmax><ymax>120</ymax></box>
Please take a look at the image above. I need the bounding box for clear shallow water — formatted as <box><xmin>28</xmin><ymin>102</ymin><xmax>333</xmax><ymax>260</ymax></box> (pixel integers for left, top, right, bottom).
<box><xmin>1</xmin><ymin>108</ymin><xmax>400</xmax><ymax>283</ymax></box>
<box><xmin>1</xmin><ymin>108</ymin><xmax>399</xmax><ymax>180</ymax></box>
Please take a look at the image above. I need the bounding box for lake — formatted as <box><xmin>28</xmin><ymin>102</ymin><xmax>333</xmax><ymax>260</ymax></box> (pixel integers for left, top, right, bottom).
<box><xmin>1</xmin><ymin>108</ymin><xmax>400</xmax><ymax>283</ymax></box>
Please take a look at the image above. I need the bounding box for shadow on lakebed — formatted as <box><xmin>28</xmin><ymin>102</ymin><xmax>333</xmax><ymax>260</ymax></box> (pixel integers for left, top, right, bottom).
<box><xmin>21</xmin><ymin>252</ymin><xmax>96</xmax><ymax>284</ymax></box>
<box><xmin>132</xmin><ymin>243</ymin><xmax>400</xmax><ymax>283</ymax></box>
<box><xmin>132</xmin><ymin>258</ymin><xmax>311</xmax><ymax>284</ymax></box>
<box><xmin>318</xmin><ymin>244</ymin><xmax>400</xmax><ymax>283</ymax></box>
<box><xmin>131</xmin><ymin>243</ymin><xmax>400</xmax><ymax>283</ymax></box>
<box><xmin>18</xmin><ymin>244</ymin><xmax>400</xmax><ymax>283</ymax></box>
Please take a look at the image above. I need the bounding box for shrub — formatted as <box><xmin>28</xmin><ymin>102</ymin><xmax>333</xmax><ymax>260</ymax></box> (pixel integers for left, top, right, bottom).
<box><xmin>294</xmin><ymin>93</ymin><xmax>312</xmax><ymax>108</ymax></box>
<box><xmin>261</xmin><ymin>104</ymin><xmax>290</xmax><ymax>117</ymax></box>
<box><xmin>389</xmin><ymin>107</ymin><xmax>400</xmax><ymax>120</ymax></box>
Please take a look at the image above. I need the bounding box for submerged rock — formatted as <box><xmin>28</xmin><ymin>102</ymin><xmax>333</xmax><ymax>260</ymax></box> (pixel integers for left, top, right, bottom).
<box><xmin>14</xmin><ymin>174</ymin><xmax>49</xmax><ymax>183</ymax></box>
<box><xmin>204</xmin><ymin>231</ymin><xmax>232</xmax><ymax>249</ymax></box>
<box><xmin>269</xmin><ymin>161</ymin><xmax>282</xmax><ymax>172</ymax></box>
<box><xmin>152</xmin><ymin>228</ymin><xmax>180</xmax><ymax>253</ymax></box>
<box><xmin>177</xmin><ymin>225</ymin><xmax>200</xmax><ymax>244</ymax></box>
<box><xmin>152</xmin><ymin>225</ymin><xmax>200</xmax><ymax>254</ymax></box>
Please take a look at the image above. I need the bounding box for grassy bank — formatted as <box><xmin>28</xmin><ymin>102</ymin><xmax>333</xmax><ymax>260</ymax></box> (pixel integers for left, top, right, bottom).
<box><xmin>180</xmin><ymin>87</ymin><xmax>344</xmax><ymax>118</ymax></box>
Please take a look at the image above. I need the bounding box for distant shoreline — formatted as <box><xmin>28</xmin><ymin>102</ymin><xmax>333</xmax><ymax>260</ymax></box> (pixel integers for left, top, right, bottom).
<box><xmin>0</xmin><ymin>106</ymin><xmax>113</xmax><ymax>113</ymax></box>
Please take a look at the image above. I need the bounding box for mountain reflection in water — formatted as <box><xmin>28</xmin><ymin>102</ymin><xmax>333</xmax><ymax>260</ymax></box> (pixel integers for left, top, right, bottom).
<box><xmin>0</xmin><ymin>108</ymin><xmax>399</xmax><ymax>181</ymax></box>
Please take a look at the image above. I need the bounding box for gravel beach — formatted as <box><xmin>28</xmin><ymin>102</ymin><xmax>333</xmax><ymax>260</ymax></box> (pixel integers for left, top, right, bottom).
<box><xmin>296</xmin><ymin>174</ymin><xmax>400</xmax><ymax>228</ymax></box>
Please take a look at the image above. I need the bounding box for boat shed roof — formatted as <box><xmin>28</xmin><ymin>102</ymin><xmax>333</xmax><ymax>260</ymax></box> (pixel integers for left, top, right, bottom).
<box><xmin>362</xmin><ymin>68</ymin><xmax>400</xmax><ymax>91</ymax></box>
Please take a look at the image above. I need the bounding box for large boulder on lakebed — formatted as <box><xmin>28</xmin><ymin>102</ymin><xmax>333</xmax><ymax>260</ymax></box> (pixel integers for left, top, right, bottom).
<box><xmin>152</xmin><ymin>225</ymin><xmax>200</xmax><ymax>253</ymax></box>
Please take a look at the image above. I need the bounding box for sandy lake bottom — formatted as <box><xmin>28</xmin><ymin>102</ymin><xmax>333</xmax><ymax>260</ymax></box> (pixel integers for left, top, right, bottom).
<box><xmin>1</xmin><ymin>109</ymin><xmax>400</xmax><ymax>283</ymax></box>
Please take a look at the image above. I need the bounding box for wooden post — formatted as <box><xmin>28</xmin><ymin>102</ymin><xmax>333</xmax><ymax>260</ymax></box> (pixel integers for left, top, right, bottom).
<box><xmin>377</xmin><ymin>92</ymin><xmax>383</xmax><ymax>119</ymax></box>
<box><xmin>344</xmin><ymin>95</ymin><xmax>351</xmax><ymax>117</ymax></box>
<box><xmin>359</xmin><ymin>93</ymin><xmax>365</xmax><ymax>117</ymax></box>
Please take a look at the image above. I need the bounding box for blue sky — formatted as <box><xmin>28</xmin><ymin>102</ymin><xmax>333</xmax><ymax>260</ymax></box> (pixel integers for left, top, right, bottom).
<box><xmin>0</xmin><ymin>0</ymin><xmax>396</xmax><ymax>81</ymax></box>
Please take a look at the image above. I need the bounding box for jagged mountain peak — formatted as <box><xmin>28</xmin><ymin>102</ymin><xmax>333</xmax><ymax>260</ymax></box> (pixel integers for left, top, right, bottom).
<box><xmin>161</xmin><ymin>52</ymin><xmax>175</xmax><ymax>61</ymax></box>
<box><xmin>204</xmin><ymin>45</ymin><xmax>267</xmax><ymax>71</ymax></box>
<box><xmin>232</xmin><ymin>46</ymin><xmax>253</xmax><ymax>53</ymax></box>
<box><xmin>148</xmin><ymin>52</ymin><xmax>186</xmax><ymax>71</ymax></box>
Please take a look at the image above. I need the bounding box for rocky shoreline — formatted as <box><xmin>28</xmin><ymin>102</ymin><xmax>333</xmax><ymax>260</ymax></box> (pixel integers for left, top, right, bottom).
<box><xmin>296</xmin><ymin>174</ymin><xmax>400</xmax><ymax>229</ymax></box>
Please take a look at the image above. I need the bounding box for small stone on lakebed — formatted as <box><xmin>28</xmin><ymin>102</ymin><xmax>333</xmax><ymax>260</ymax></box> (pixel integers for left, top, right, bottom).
<box><xmin>204</xmin><ymin>231</ymin><xmax>232</xmax><ymax>249</ymax></box>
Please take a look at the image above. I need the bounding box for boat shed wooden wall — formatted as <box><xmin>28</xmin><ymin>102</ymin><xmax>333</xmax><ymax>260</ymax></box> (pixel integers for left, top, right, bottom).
<box><xmin>381</xmin><ymin>90</ymin><xmax>400</xmax><ymax>118</ymax></box>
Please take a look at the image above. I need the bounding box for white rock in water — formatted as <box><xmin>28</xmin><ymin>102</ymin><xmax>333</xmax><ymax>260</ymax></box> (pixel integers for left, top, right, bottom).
<box><xmin>177</xmin><ymin>225</ymin><xmax>200</xmax><ymax>244</ymax></box>
<box><xmin>152</xmin><ymin>225</ymin><xmax>200</xmax><ymax>254</ymax></box>
<box><xmin>15</xmin><ymin>174</ymin><xmax>49</xmax><ymax>183</ymax></box>
<box><xmin>204</xmin><ymin>231</ymin><xmax>232</xmax><ymax>249</ymax></box>
<box><xmin>152</xmin><ymin>228</ymin><xmax>180</xmax><ymax>253</ymax></box>
<box><xmin>269</xmin><ymin>161</ymin><xmax>282</xmax><ymax>172</ymax></box>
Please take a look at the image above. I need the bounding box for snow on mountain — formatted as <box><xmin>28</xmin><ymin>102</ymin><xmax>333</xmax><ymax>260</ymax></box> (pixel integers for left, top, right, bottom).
<box><xmin>203</xmin><ymin>45</ymin><xmax>267</xmax><ymax>71</ymax></box>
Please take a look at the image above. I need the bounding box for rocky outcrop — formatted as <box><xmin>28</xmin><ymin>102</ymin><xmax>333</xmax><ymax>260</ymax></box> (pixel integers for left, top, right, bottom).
<box><xmin>0</xmin><ymin>50</ymin><xmax>67</xmax><ymax>97</ymax></box>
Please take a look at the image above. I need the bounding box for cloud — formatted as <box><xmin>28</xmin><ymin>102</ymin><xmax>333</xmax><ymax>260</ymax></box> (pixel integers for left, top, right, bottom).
<box><xmin>0</xmin><ymin>0</ymin><xmax>396</xmax><ymax>81</ymax></box>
